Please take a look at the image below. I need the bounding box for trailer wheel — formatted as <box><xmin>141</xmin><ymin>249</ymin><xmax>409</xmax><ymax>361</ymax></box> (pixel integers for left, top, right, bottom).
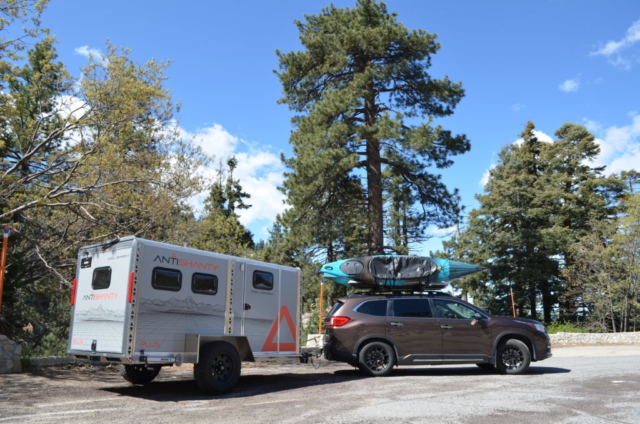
<box><xmin>194</xmin><ymin>341</ymin><xmax>241</xmax><ymax>394</ymax></box>
<box><xmin>119</xmin><ymin>364</ymin><xmax>161</xmax><ymax>385</ymax></box>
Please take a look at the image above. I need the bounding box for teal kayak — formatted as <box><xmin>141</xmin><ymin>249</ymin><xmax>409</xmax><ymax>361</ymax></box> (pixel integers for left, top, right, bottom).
<box><xmin>319</xmin><ymin>255</ymin><xmax>485</xmax><ymax>289</ymax></box>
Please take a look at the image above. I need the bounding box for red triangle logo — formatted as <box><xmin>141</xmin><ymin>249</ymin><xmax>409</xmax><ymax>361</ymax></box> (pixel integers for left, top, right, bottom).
<box><xmin>261</xmin><ymin>305</ymin><xmax>297</xmax><ymax>352</ymax></box>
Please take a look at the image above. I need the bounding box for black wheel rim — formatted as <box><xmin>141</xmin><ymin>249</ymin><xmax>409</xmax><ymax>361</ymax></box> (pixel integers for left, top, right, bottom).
<box><xmin>211</xmin><ymin>353</ymin><xmax>234</xmax><ymax>383</ymax></box>
<box><xmin>501</xmin><ymin>346</ymin><xmax>524</xmax><ymax>371</ymax></box>
<box><xmin>364</xmin><ymin>346</ymin><xmax>389</xmax><ymax>371</ymax></box>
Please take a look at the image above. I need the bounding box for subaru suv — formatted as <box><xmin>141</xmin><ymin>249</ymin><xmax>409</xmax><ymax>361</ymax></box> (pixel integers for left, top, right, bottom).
<box><xmin>323</xmin><ymin>292</ymin><xmax>551</xmax><ymax>376</ymax></box>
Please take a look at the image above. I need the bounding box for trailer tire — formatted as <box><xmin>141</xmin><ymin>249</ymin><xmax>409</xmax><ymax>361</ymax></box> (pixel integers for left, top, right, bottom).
<box><xmin>194</xmin><ymin>341</ymin><xmax>241</xmax><ymax>394</ymax></box>
<box><xmin>119</xmin><ymin>364</ymin><xmax>161</xmax><ymax>385</ymax></box>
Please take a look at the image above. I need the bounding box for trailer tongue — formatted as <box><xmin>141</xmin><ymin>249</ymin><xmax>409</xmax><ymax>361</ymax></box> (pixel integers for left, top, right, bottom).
<box><xmin>68</xmin><ymin>236</ymin><xmax>302</xmax><ymax>394</ymax></box>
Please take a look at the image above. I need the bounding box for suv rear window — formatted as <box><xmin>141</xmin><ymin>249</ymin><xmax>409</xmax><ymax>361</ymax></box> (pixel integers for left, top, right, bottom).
<box><xmin>328</xmin><ymin>301</ymin><xmax>344</xmax><ymax>317</ymax></box>
<box><xmin>355</xmin><ymin>300</ymin><xmax>388</xmax><ymax>316</ymax></box>
<box><xmin>393</xmin><ymin>298</ymin><xmax>433</xmax><ymax>318</ymax></box>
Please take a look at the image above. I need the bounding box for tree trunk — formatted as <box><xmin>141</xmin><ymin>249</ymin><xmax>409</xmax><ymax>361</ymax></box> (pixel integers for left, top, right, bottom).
<box><xmin>364</xmin><ymin>80</ymin><xmax>383</xmax><ymax>255</ymax></box>
<box><xmin>541</xmin><ymin>280</ymin><xmax>552</xmax><ymax>324</ymax></box>
<box><xmin>529</xmin><ymin>283</ymin><xmax>537</xmax><ymax>320</ymax></box>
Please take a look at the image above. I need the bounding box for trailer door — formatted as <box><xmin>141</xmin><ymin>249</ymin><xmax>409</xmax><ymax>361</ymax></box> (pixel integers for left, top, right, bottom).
<box><xmin>243</xmin><ymin>264</ymin><xmax>288</xmax><ymax>353</ymax></box>
<box><xmin>69</xmin><ymin>240</ymin><xmax>133</xmax><ymax>355</ymax></box>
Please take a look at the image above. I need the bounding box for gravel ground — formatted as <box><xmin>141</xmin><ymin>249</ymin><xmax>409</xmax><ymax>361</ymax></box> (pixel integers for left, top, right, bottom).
<box><xmin>1</xmin><ymin>345</ymin><xmax>639</xmax><ymax>424</ymax></box>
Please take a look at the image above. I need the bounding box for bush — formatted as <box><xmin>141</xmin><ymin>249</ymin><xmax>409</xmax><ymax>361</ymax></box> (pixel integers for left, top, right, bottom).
<box><xmin>547</xmin><ymin>321</ymin><xmax>585</xmax><ymax>334</ymax></box>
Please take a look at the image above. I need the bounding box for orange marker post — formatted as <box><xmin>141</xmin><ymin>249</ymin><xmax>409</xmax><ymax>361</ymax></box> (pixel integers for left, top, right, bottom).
<box><xmin>510</xmin><ymin>287</ymin><xmax>516</xmax><ymax>318</ymax></box>
<box><xmin>318</xmin><ymin>281</ymin><xmax>325</xmax><ymax>334</ymax></box>
<box><xmin>0</xmin><ymin>226</ymin><xmax>10</xmax><ymax>315</ymax></box>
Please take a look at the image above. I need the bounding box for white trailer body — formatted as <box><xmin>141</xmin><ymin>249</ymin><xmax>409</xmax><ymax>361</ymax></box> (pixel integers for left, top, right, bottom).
<box><xmin>67</xmin><ymin>236</ymin><xmax>301</xmax><ymax>392</ymax></box>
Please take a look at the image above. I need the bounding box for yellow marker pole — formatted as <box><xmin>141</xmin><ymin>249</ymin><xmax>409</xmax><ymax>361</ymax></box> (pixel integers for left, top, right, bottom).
<box><xmin>510</xmin><ymin>287</ymin><xmax>516</xmax><ymax>318</ymax></box>
<box><xmin>318</xmin><ymin>281</ymin><xmax>325</xmax><ymax>334</ymax></box>
<box><xmin>0</xmin><ymin>226</ymin><xmax>10</xmax><ymax>315</ymax></box>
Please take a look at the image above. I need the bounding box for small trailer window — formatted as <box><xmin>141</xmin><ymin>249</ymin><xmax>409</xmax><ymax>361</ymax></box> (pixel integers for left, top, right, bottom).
<box><xmin>253</xmin><ymin>271</ymin><xmax>274</xmax><ymax>291</ymax></box>
<box><xmin>192</xmin><ymin>273</ymin><xmax>218</xmax><ymax>295</ymax></box>
<box><xmin>152</xmin><ymin>267</ymin><xmax>182</xmax><ymax>291</ymax></box>
<box><xmin>92</xmin><ymin>267</ymin><xmax>112</xmax><ymax>290</ymax></box>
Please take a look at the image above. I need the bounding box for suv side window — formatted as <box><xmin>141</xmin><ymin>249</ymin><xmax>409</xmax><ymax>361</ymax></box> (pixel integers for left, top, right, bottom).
<box><xmin>393</xmin><ymin>299</ymin><xmax>432</xmax><ymax>318</ymax></box>
<box><xmin>433</xmin><ymin>299</ymin><xmax>477</xmax><ymax>319</ymax></box>
<box><xmin>355</xmin><ymin>300</ymin><xmax>388</xmax><ymax>316</ymax></box>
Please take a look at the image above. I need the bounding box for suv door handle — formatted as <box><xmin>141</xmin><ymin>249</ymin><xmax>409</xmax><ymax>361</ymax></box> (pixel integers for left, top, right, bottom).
<box><xmin>441</xmin><ymin>325</ymin><xmax>453</xmax><ymax>329</ymax></box>
<box><xmin>389</xmin><ymin>322</ymin><xmax>403</xmax><ymax>327</ymax></box>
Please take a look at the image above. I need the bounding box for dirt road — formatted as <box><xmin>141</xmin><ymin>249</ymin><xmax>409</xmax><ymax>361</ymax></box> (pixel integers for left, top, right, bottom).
<box><xmin>1</xmin><ymin>345</ymin><xmax>639</xmax><ymax>423</ymax></box>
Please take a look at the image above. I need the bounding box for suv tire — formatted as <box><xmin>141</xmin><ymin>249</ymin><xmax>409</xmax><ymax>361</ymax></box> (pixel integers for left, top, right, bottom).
<box><xmin>358</xmin><ymin>341</ymin><xmax>395</xmax><ymax>377</ymax></box>
<box><xmin>496</xmin><ymin>339</ymin><xmax>531</xmax><ymax>375</ymax></box>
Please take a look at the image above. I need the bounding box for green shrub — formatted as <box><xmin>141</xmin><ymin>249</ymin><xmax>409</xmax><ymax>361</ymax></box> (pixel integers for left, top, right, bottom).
<box><xmin>547</xmin><ymin>321</ymin><xmax>585</xmax><ymax>334</ymax></box>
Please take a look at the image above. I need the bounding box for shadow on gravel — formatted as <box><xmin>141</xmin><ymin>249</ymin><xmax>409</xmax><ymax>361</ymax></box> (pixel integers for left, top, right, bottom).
<box><xmin>100</xmin><ymin>365</ymin><xmax>571</xmax><ymax>402</ymax></box>
<box><xmin>101</xmin><ymin>371</ymin><xmax>364</xmax><ymax>401</ymax></box>
<box><xmin>333</xmin><ymin>365</ymin><xmax>571</xmax><ymax>377</ymax></box>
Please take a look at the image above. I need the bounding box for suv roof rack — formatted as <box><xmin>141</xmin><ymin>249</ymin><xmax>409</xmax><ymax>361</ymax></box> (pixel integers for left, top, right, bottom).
<box><xmin>347</xmin><ymin>290</ymin><xmax>455</xmax><ymax>297</ymax></box>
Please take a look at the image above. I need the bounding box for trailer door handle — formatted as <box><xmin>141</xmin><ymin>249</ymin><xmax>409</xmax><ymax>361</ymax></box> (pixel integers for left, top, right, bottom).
<box><xmin>389</xmin><ymin>322</ymin><xmax>403</xmax><ymax>327</ymax></box>
<box><xmin>441</xmin><ymin>325</ymin><xmax>453</xmax><ymax>329</ymax></box>
<box><xmin>244</xmin><ymin>303</ymin><xmax>251</xmax><ymax>311</ymax></box>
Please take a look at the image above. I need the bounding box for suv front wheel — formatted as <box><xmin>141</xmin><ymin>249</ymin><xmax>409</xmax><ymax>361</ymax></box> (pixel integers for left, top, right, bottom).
<box><xmin>358</xmin><ymin>341</ymin><xmax>395</xmax><ymax>377</ymax></box>
<box><xmin>496</xmin><ymin>339</ymin><xmax>531</xmax><ymax>375</ymax></box>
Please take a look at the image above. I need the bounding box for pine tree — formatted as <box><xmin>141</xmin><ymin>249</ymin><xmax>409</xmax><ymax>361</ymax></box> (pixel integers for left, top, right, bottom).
<box><xmin>193</xmin><ymin>157</ymin><xmax>254</xmax><ymax>256</ymax></box>
<box><xmin>456</xmin><ymin>122</ymin><xmax>626</xmax><ymax>322</ymax></box>
<box><xmin>277</xmin><ymin>0</ymin><xmax>469</xmax><ymax>255</ymax></box>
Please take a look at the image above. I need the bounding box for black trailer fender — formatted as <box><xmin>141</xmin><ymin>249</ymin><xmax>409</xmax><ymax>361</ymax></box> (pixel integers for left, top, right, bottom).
<box><xmin>186</xmin><ymin>334</ymin><xmax>255</xmax><ymax>363</ymax></box>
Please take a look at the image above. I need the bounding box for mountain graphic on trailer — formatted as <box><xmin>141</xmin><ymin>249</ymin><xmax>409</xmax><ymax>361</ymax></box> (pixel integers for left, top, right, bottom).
<box><xmin>319</xmin><ymin>255</ymin><xmax>485</xmax><ymax>290</ymax></box>
<box><xmin>139</xmin><ymin>296</ymin><xmax>225</xmax><ymax>316</ymax></box>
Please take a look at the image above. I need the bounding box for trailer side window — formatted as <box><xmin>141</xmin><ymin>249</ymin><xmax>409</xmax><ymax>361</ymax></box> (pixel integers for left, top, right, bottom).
<box><xmin>92</xmin><ymin>267</ymin><xmax>112</xmax><ymax>290</ymax></box>
<box><xmin>253</xmin><ymin>271</ymin><xmax>273</xmax><ymax>291</ymax></box>
<box><xmin>152</xmin><ymin>267</ymin><xmax>182</xmax><ymax>292</ymax></box>
<box><xmin>192</xmin><ymin>273</ymin><xmax>218</xmax><ymax>295</ymax></box>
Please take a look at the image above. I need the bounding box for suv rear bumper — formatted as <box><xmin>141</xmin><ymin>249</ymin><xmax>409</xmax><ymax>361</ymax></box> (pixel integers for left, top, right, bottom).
<box><xmin>324</xmin><ymin>339</ymin><xmax>356</xmax><ymax>366</ymax></box>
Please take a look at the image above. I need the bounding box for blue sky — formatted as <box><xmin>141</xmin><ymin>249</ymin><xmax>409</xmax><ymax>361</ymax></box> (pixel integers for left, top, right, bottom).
<box><xmin>42</xmin><ymin>0</ymin><xmax>640</xmax><ymax>253</ymax></box>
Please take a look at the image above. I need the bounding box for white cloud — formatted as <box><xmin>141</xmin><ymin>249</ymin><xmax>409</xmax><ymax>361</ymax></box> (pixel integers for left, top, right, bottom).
<box><xmin>533</xmin><ymin>130</ymin><xmax>554</xmax><ymax>144</ymax></box>
<box><xmin>510</xmin><ymin>103</ymin><xmax>526</xmax><ymax>112</ymax></box>
<box><xmin>483</xmin><ymin>129</ymin><xmax>556</xmax><ymax>187</ymax></box>
<box><xmin>74</xmin><ymin>46</ymin><xmax>106</xmax><ymax>63</ymax></box>
<box><xmin>559</xmin><ymin>78</ymin><xmax>580</xmax><ymax>93</ymax></box>
<box><xmin>479</xmin><ymin>164</ymin><xmax>496</xmax><ymax>186</ymax></box>
<box><xmin>591</xmin><ymin>19</ymin><xmax>640</xmax><ymax>56</ymax></box>
<box><xmin>590</xmin><ymin>19</ymin><xmax>640</xmax><ymax>69</ymax></box>
<box><xmin>588</xmin><ymin>113</ymin><xmax>640</xmax><ymax>174</ymax></box>
<box><xmin>184</xmin><ymin>124</ymin><xmax>287</xmax><ymax>239</ymax></box>
<box><xmin>431</xmin><ymin>224</ymin><xmax>458</xmax><ymax>237</ymax></box>
<box><xmin>191</xmin><ymin>123</ymin><xmax>239</xmax><ymax>159</ymax></box>
<box><xmin>512</xmin><ymin>130</ymin><xmax>554</xmax><ymax>147</ymax></box>
<box><xmin>233</xmin><ymin>150</ymin><xmax>287</xmax><ymax>228</ymax></box>
<box><xmin>54</xmin><ymin>95</ymin><xmax>89</xmax><ymax>121</ymax></box>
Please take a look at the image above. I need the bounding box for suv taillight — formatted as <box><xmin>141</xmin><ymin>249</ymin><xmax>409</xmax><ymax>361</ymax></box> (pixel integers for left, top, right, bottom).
<box><xmin>326</xmin><ymin>316</ymin><xmax>351</xmax><ymax>327</ymax></box>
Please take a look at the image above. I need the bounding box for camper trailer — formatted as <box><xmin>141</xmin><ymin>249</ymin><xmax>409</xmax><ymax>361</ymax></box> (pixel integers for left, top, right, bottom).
<box><xmin>67</xmin><ymin>236</ymin><xmax>301</xmax><ymax>394</ymax></box>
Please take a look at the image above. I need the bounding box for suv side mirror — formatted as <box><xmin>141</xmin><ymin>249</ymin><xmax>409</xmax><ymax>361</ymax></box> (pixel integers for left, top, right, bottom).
<box><xmin>474</xmin><ymin>313</ymin><xmax>484</xmax><ymax>320</ymax></box>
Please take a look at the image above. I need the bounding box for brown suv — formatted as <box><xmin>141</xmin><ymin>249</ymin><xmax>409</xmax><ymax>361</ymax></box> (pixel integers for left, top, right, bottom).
<box><xmin>323</xmin><ymin>292</ymin><xmax>552</xmax><ymax>376</ymax></box>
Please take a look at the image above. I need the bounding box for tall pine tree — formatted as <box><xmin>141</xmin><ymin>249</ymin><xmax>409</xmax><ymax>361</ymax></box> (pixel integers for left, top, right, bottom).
<box><xmin>277</xmin><ymin>0</ymin><xmax>469</xmax><ymax>255</ymax></box>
